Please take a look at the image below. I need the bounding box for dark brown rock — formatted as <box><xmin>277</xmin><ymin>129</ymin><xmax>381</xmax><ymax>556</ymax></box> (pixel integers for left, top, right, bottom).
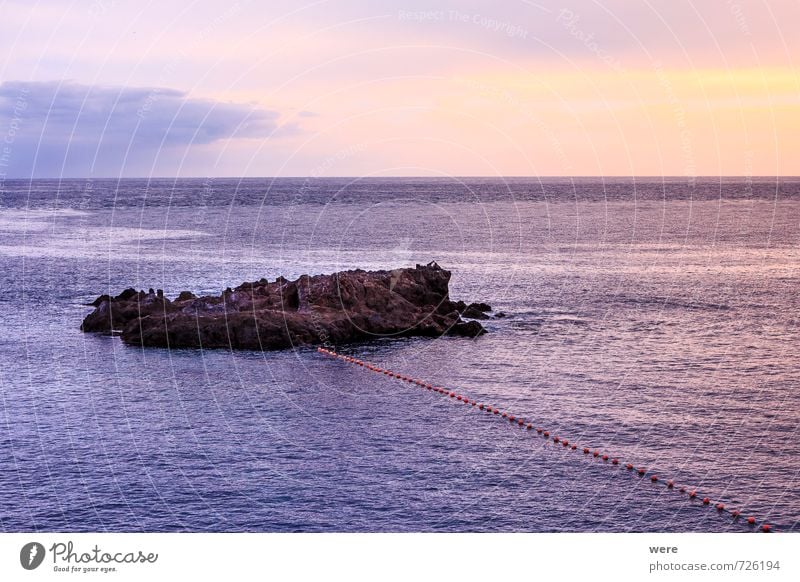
<box><xmin>116</xmin><ymin>288</ymin><xmax>138</xmax><ymax>301</ymax></box>
<box><xmin>449</xmin><ymin>300</ymin><xmax>493</xmax><ymax>320</ymax></box>
<box><xmin>176</xmin><ymin>291</ymin><xmax>196</xmax><ymax>302</ymax></box>
<box><xmin>89</xmin><ymin>294</ymin><xmax>111</xmax><ymax>307</ymax></box>
<box><xmin>81</xmin><ymin>264</ymin><xmax>489</xmax><ymax>350</ymax></box>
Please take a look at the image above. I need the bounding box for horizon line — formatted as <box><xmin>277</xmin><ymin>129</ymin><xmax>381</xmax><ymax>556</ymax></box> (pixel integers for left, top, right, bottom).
<box><xmin>4</xmin><ymin>175</ymin><xmax>800</xmax><ymax>181</ymax></box>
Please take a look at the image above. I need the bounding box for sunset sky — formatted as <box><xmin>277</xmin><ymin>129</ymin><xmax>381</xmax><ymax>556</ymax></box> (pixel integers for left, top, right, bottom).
<box><xmin>1</xmin><ymin>0</ymin><xmax>798</xmax><ymax>177</ymax></box>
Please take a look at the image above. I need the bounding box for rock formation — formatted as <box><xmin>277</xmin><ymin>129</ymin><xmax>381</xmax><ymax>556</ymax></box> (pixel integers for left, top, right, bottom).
<box><xmin>81</xmin><ymin>263</ymin><xmax>492</xmax><ymax>350</ymax></box>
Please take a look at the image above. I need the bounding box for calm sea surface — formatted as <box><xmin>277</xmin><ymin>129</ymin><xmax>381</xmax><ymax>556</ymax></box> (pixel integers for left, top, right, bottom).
<box><xmin>1</xmin><ymin>177</ymin><xmax>798</xmax><ymax>532</ymax></box>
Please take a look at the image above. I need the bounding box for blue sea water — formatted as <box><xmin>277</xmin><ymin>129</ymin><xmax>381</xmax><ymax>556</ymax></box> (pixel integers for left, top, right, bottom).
<box><xmin>0</xmin><ymin>177</ymin><xmax>799</xmax><ymax>532</ymax></box>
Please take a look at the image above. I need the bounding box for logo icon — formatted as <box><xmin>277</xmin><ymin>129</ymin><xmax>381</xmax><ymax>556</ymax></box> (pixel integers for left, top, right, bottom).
<box><xmin>20</xmin><ymin>542</ymin><xmax>46</xmax><ymax>570</ymax></box>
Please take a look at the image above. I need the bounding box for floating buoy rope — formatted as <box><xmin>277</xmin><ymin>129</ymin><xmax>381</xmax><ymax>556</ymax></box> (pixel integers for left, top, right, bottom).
<box><xmin>317</xmin><ymin>347</ymin><xmax>773</xmax><ymax>532</ymax></box>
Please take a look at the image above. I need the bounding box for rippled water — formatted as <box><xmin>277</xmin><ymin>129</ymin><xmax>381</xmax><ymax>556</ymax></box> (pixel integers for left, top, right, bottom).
<box><xmin>1</xmin><ymin>177</ymin><xmax>798</xmax><ymax>532</ymax></box>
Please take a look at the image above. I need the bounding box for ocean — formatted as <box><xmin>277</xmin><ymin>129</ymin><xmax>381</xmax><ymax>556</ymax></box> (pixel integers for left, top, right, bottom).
<box><xmin>0</xmin><ymin>177</ymin><xmax>798</xmax><ymax>532</ymax></box>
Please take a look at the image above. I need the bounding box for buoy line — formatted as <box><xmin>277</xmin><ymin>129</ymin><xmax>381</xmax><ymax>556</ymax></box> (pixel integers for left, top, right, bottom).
<box><xmin>318</xmin><ymin>347</ymin><xmax>773</xmax><ymax>532</ymax></box>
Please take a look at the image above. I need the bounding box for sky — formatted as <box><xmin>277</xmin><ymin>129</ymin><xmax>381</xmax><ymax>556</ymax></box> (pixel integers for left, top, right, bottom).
<box><xmin>0</xmin><ymin>0</ymin><xmax>798</xmax><ymax>178</ymax></box>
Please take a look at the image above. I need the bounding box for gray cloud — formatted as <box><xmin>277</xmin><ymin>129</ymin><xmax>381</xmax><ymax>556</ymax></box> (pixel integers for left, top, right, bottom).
<box><xmin>0</xmin><ymin>81</ymin><xmax>292</xmax><ymax>177</ymax></box>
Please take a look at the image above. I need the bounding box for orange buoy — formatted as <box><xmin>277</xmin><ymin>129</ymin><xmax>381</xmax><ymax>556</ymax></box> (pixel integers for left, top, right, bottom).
<box><xmin>518</xmin><ymin>420</ymin><xmax>524</xmax><ymax>426</ymax></box>
<box><xmin>571</xmin><ymin>444</ymin><xmax>577</xmax><ymax>450</ymax></box>
<box><xmin>637</xmin><ymin>467</ymin><xmax>646</xmax><ymax>476</ymax></box>
<box><xmin>702</xmin><ymin>497</ymin><xmax>710</xmax><ymax>505</ymax></box>
<box><xmin>584</xmin><ymin>448</ymin><xmax>590</xmax><ymax>454</ymax></box>
<box><xmin>509</xmin><ymin>415</ymin><xmax>515</xmax><ymax>422</ymax></box>
<box><xmin>761</xmin><ymin>524</ymin><xmax>772</xmax><ymax>533</ymax></box>
<box><xmin>479</xmin><ymin>404</ymin><xmax>485</xmax><ymax>410</ymax></box>
<box><xmin>626</xmin><ymin>463</ymin><xmax>633</xmax><ymax>470</ymax></box>
<box><xmin>611</xmin><ymin>458</ymin><xmax>618</xmax><ymax>465</ymax></box>
<box><xmin>667</xmin><ymin>480</ymin><xmax>674</xmax><ymax>488</ymax></box>
<box><xmin>593</xmin><ymin>451</ymin><xmax>600</xmax><ymax>458</ymax></box>
<box><xmin>747</xmin><ymin>516</ymin><xmax>755</xmax><ymax>524</ymax></box>
<box><xmin>716</xmin><ymin>503</ymin><xmax>725</xmax><ymax>511</ymax></box>
<box><xmin>472</xmin><ymin>401</ymin><xmax>477</xmax><ymax>406</ymax></box>
<box><xmin>731</xmin><ymin>510</ymin><xmax>740</xmax><ymax>517</ymax></box>
<box><xmin>562</xmin><ymin>441</ymin><xmax>569</xmax><ymax>447</ymax></box>
<box><xmin>527</xmin><ymin>424</ymin><xmax>533</xmax><ymax>430</ymax></box>
<box><xmin>426</xmin><ymin>384</ymin><xmax>433</xmax><ymax>389</ymax></box>
<box><xmin>601</xmin><ymin>454</ymin><xmax>608</xmax><ymax>461</ymax></box>
<box><xmin>502</xmin><ymin>412</ymin><xmax>507</xmax><ymax>418</ymax></box>
<box><xmin>493</xmin><ymin>409</ymin><xmax>499</xmax><ymax>415</ymax></box>
<box><xmin>553</xmin><ymin>436</ymin><xmax>560</xmax><ymax>443</ymax></box>
<box><xmin>689</xmin><ymin>491</ymin><xmax>697</xmax><ymax>498</ymax></box>
<box><xmin>543</xmin><ymin>431</ymin><xmax>550</xmax><ymax>438</ymax></box>
<box><xmin>679</xmin><ymin>487</ymin><xmax>686</xmax><ymax>493</ymax></box>
<box><xmin>651</xmin><ymin>475</ymin><xmax>658</xmax><ymax>482</ymax></box>
<box><xmin>536</xmin><ymin>428</ymin><xmax>543</xmax><ymax>434</ymax></box>
<box><xmin>456</xmin><ymin>395</ymin><xmax>462</xmax><ymax>401</ymax></box>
